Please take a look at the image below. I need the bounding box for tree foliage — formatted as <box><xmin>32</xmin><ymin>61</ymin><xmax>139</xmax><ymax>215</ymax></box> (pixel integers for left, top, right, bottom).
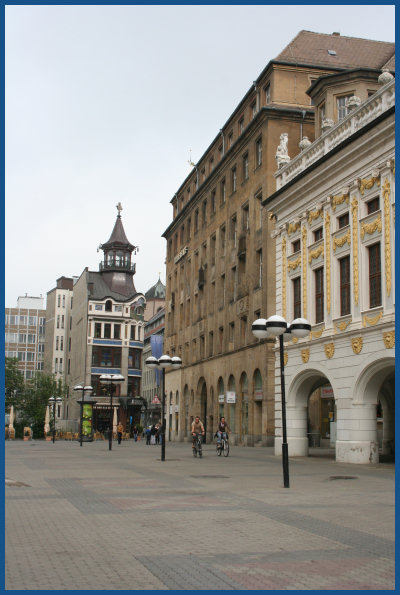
<box><xmin>5</xmin><ymin>357</ymin><xmax>24</xmax><ymax>409</ymax></box>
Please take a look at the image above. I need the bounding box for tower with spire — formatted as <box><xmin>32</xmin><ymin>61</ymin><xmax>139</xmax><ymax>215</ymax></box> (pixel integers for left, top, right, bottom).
<box><xmin>66</xmin><ymin>204</ymin><xmax>147</xmax><ymax>436</ymax></box>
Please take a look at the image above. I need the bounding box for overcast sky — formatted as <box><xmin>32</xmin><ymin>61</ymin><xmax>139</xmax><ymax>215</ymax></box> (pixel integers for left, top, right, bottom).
<box><xmin>5</xmin><ymin>4</ymin><xmax>395</xmax><ymax>307</ymax></box>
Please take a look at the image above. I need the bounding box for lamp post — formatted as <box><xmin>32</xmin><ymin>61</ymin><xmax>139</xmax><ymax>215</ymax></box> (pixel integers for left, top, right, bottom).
<box><xmin>99</xmin><ymin>374</ymin><xmax>124</xmax><ymax>451</ymax></box>
<box><xmin>252</xmin><ymin>315</ymin><xmax>310</xmax><ymax>488</ymax></box>
<box><xmin>73</xmin><ymin>384</ymin><xmax>95</xmax><ymax>446</ymax></box>
<box><xmin>145</xmin><ymin>355</ymin><xmax>182</xmax><ymax>461</ymax></box>
<box><xmin>48</xmin><ymin>396</ymin><xmax>63</xmax><ymax>444</ymax></box>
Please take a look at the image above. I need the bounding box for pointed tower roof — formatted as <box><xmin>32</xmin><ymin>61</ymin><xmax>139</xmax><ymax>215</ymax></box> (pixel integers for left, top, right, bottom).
<box><xmin>100</xmin><ymin>202</ymin><xmax>135</xmax><ymax>251</ymax></box>
<box><xmin>145</xmin><ymin>276</ymin><xmax>166</xmax><ymax>300</ymax></box>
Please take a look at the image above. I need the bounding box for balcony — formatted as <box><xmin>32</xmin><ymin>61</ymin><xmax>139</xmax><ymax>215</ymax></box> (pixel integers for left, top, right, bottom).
<box><xmin>99</xmin><ymin>261</ymin><xmax>136</xmax><ymax>274</ymax></box>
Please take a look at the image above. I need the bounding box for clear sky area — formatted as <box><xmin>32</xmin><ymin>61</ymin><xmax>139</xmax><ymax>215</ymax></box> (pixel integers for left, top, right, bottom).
<box><xmin>5</xmin><ymin>4</ymin><xmax>395</xmax><ymax>306</ymax></box>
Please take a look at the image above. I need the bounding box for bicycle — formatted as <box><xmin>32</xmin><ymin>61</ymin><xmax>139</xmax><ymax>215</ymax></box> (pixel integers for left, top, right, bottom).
<box><xmin>192</xmin><ymin>433</ymin><xmax>203</xmax><ymax>458</ymax></box>
<box><xmin>216</xmin><ymin>433</ymin><xmax>229</xmax><ymax>457</ymax></box>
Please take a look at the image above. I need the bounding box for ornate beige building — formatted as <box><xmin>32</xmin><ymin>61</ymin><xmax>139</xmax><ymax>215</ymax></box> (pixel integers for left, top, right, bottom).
<box><xmin>162</xmin><ymin>31</ymin><xmax>395</xmax><ymax>446</ymax></box>
<box><xmin>266</xmin><ymin>69</ymin><xmax>395</xmax><ymax>463</ymax></box>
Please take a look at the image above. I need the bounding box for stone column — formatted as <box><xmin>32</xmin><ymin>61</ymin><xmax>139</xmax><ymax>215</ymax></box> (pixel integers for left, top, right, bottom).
<box><xmin>336</xmin><ymin>401</ymin><xmax>379</xmax><ymax>464</ymax></box>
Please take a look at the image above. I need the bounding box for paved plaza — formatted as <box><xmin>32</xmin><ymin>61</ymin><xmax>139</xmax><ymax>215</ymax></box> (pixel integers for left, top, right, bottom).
<box><xmin>5</xmin><ymin>438</ymin><xmax>395</xmax><ymax>590</ymax></box>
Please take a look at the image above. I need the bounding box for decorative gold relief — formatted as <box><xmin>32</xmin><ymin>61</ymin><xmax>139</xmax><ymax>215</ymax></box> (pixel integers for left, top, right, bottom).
<box><xmin>360</xmin><ymin>215</ymin><xmax>382</xmax><ymax>239</ymax></box>
<box><xmin>332</xmin><ymin>193</ymin><xmax>349</xmax><ymax>212</ymax></box>
<box><xmin>292</xmin><ymin>337</ymin><xmax>299</xmax><ymax>344</ymax></box>
<box><xmin>301</xmin><ymin>349</ymin><xmax>310</xmax><ymax>363</ymax></box>
<box><xmin>325</xmin><ymin>212</ymin><xmax>331</xmax><ymax>314</ymax></box>
<box><xmin>288</xmin><ymin>221</ymin><xmax>301</xmax><ymax>235</ymax></box>
<box><xmin>359</xmin><ymin>175</ymin><xmax>380</xmax><ymax>195</ymax></box>
<box><xmin>308</xmin><ymin>244</ymin><xmax>324</xmax><ymax>264</ymax></box>
<box><xmin>351</xmin><ymin>198</ymin><xmax>359</xmax><ymax>305</ymax></box>
<box><xmin>351</xmin><ymin>337</ymin><xmax>363</xmax><ymax>354</ymax></box>
<box><xmin>308</xmin><ymin>209</ymin><xmax>323</xmax><ymax>225</ymax></box>
<box><xmin>335</xmin><ymin>319</ymin><xmax>352</xmax><ymax>332</ymax></box>
<box><xmin>311</xmin><ymin>327</ymin><xmax>325</xmax><ymax>339</ymax></box>
<box><xmin>287</xmin><ymin>255</ymin><xmax>301</xmax><ymax>271</ymax></box>
<box><xmin>333</xmin><ymin>230</ymin><xmax>351</xmax><ymax>252</ymax></box>
<box><xmin>302</xmin><ymin>226</ymin><xmax>307</xmax><ymax>318</ymax></box>
<box><xmin>383</xmin><ymin>331</ymin><xmax>395</xmax><ymax>349</ymax></box>
<box><xmin>282</xmin><ymin>237</ymin><xmax>287</xmax><ymax>320</ymax></box>
<box><xmin>382</xmin><ymin>178</ymin><xmax>392</xmax><ymax>297</ymax></box>
<box><xmin>324</xmin><ymin>343</ymin><xmax>335</xmax><ymax>359</ymax></box>
<box><xmin>284</xmin><ymin>352</ymin><xmax>288</xmax><ymax>366</ymax></box>
<box><xmin>363</xmin><ymin>311</ymin><xmax>383</xmax><ymax>327</ymax></box>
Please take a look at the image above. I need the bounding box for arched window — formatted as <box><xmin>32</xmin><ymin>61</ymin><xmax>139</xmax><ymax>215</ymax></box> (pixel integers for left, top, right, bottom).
<box><xmin>105</xmin><ymin>300</ymin><xmax>112</xmax><ymax>312</ymax></box>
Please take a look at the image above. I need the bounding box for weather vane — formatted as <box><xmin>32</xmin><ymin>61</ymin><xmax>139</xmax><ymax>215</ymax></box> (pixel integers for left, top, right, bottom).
<box><xmin>116</xmin><ymin>202</ymin><xmax>123</xmax><ymax>216</ymax></box>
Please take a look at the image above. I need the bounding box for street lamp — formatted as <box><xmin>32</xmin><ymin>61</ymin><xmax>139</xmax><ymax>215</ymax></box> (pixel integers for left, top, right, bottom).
<box><xmin>48</xmin><ymin>396</ymin><xmax>63</xmax><ymax>444</ymax></box>
<box><xmin>73</xmin><ymin>384</ymin><xmax>95</xmax><ymax>446</ymax></box>
<box><xmin>99</xmin><ymin>374</ymin><xmax>125</xmax><ymax>451</ymax></box>
<box><xmin>252</xmin><ymin>315</ymin><xmax>310</xmax><ymax>488</ymax></box>
<box><xmin>145</xmin><ymin>355</ymin><xmax>182</xmax><ymax>461</ymax></box>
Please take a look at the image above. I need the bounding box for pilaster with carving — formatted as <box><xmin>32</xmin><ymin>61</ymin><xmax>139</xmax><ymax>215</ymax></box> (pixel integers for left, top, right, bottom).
<box><xmin>302</xmin><ymin>226</ymin><xmax>307</xmax><ymax>318</ymax></box>
<box><xmin>282</xmin><ymin>236</ymin><xmax>287</xmax><ymax>319</ymax></box>
<box><xmin>382</xmin><ymin>178</ymin><xmax>392</xmax><ymax>297</ymax></box>
<box><xmin>325</xmin><ymin>212</ymin><xmax>331</xmax><ymax>314</ymax></box>
<box><xmin>351</xmin><ymin>198</ymin><xmax>359</xmax><ymax>305</ymax></box>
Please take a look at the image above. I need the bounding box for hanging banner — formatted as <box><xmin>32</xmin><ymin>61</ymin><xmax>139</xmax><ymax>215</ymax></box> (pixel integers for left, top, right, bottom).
<box><xmin>218</xmin><ymin>394</ymin><xmax>225</xmax><ymax>403</ymax></box>
<box><xmin>150</xmin><ymin>334</ymin><xmax>163</xmax><ymax>385</ymax></box>
<box><xmin>82</xmin><ymin>404</ymin><xmax>93</xmax><ymax>440</ymax></box>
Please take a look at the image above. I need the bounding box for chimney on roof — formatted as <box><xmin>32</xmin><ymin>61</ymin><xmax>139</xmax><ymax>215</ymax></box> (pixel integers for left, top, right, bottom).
<box><xmin>332</xmin><ymin>32</ymin><xmax>340</xmax><ymax>36</ymax></box>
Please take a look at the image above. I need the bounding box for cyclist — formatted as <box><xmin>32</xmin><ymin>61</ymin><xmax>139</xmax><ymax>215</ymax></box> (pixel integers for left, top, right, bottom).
<box><xmin>216</xmin><ymin>416</ymin><xmax>231</xmax><ymax>446</ymax></box>
<box><xmin>191</xmin><ymin>416</ymin><xmax>205</xmax><ymax>451</ymax></box>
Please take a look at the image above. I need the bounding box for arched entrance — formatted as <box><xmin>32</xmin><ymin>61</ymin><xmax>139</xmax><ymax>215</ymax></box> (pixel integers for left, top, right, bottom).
<box><xmin>253</xmin><ymin>369</ymin><xmax>263</xmax><ymax>442</ymax></box>
<box><xmin>184</xmin><ymin>385</ymin><xmax>190</xmax><ymax>438</ymax></box>
<box><xmin>227</xmin><ymin>375</ymin><xmax>236</xmax><ymax>435</ymax></box>
<box><xmin>196</xmin><ymin>378</ymin><xmax>207</xmax><ymax>440</ymax></box>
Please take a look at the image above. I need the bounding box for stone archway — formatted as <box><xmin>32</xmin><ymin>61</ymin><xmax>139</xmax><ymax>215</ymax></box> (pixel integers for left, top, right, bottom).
<box><xmin>275</xmin><ymin>368</ymin><xmax>336</xmax><ymax>458</ymax></box>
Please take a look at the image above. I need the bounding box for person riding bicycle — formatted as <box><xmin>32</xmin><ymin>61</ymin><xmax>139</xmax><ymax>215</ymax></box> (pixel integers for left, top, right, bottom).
<box><xmin>191</xmin><ymin>416</ymin><xmax>205</xmax><ymax>450</ymax></box>
<box><xmin>216</xmin><ymin>416</ymin><xmax>231</xmax><ymax>445</ymax></box>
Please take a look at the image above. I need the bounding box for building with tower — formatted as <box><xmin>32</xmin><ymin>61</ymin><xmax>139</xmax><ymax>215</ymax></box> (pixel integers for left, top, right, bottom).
<box><xmin>65</xmin><ymin>204</ymin><xmax>146</xmax><ymax>433</ymax></box>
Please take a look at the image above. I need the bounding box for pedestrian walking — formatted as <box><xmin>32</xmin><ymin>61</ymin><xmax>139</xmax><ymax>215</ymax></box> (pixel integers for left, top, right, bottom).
<box><xmin>117</xmin><ymin>422</ymin><xmax>124</xmax><ymax>445</ymax></box>
<box><xmin>133</xmin><ymin>425</ymin><xmax>138</xmax><ymax>442</ymax></box>
<box><xmin>150</xmin><ymin>424</ymin><xmax>157</xmax><ymax>445</ymax></box>
<box><xmin>145</xmin><ymin>426</ymin><xmax>151</xmax><ymax>445</ymax></box>
<box><xmin>155</xmin><ymin>423</ymin><xmax>160</xmax><ymax>445</ymax></box>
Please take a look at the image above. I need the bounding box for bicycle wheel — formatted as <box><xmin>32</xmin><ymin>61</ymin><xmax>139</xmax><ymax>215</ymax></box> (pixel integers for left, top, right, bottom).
<box><xmin>223</xmin><ymin>439</ymin><xmax>229</xmax><ymax>457</ymax></box>
<box><xmin>216</xmin><ymin>443</ymin><xmax>222</xmax><ymax>456</ymax></box>
<box><xmin>193</xmin><ymin>446</ymin><xmax>197</xmax><ymax>457</ymax></box>
<box><xmin>197</xmin><ymin>439</ymin><xmax>202</xmax><ymax>458</ymax></box>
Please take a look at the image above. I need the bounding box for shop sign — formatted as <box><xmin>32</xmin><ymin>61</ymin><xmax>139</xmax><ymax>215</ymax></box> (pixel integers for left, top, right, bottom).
<box><xmin>226</xmin><ymin>391</ymin><xmax>236</xmax><ymax>404</ymax></box>
<box><xmin>254</xmin><ymin>389</ymin><xmax>263</xmax><ymax>401</ymax></box>
<box><xmin>218</xmin><ymin>394</ymin><xmax>225</xmax><ymax>403</ymax></box>
<box><xmin>152</xmin><ymin>396</ymin><xmax>161</xmax><ymax>404</ymax></box>
<box><xmin>82</xmin><ymin>404</ymin><xmax>93</xmax><ymax>437</ymax></box>
<box><xmin>321</xmin><ymin>386</ymin><xmax>333</xmax><ymax>399</ymax></box>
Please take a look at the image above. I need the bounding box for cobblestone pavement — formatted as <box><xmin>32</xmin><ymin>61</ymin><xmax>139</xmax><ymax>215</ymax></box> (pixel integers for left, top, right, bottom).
<box><xmin>5</xmin><ymin>439</ymin><xmax>395</xmax><ymax>590</ymax></box>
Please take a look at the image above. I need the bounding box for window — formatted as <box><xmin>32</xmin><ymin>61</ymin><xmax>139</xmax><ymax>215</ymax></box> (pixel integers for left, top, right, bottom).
<box><xmin>202</xmin><ymin>200</ymin><xmax>207</xmax><ymax>226</ymax></box>
<box><xmin>367</xmin><ymin>197</ymin><xmax>379</xmax><ymax>214</ymax></box>
<box><xmin>314</xmin><ymin>227</ymin><xmax>323</xmax><ymax>242</ymax></box>
<box><xmin>94</xmin><ymin>323</ymin><xmax>101</xmax><ymax>338</ymax></box>
<box><xmin>255</xmin><ymin>192</ymin><xmax>263</xmax><ymax>228</ymax></box>
<box><xmin>255</xmin><ymin>137</ymin><xmax>262</xmax><ymax>167</ymax></box>
<box><xmin>60</xmin><ymin>337</ymin><xmax>64</xmax><ymax>351</ymax></box>
<box><xmin>114</xmin><ymin>324</ymin><xmax>121</xmax><ymax>339</ymax></box>
<box><xmin>251</xmin><ymin>101</ymin><xmax>257</xmax><ymax>119</ymax></box>
<box><xmin>38</xmin><ymin>343</ymin><xmax>44</xmax><ymax>353</ymax></box>
<box><xmin>227</xmin><ymin>131</ymin><xmax>233</xmax><ymax>148</ymax></box>
<box><xmin>92</xmin><ymin>346</ymin><xmax>121</xmax><ymax>368</ymax></box>
<box><xmin>28</xmin><ymin>316</ymin><xmax>36</xmax><ymax>326</ymax></box>
<box><xmin>201</xmin><ymin>167</ymin><xmax>205</xmax><ymax>182</ymax></box>
<box><xmin>315</xmin><ymin>267</ymin><xmax>324</xmax><ymax>323</ymax></box>
<box><xmin>187</xmin><ymin>217</ymin><xmax>191</xmax><ymax>241</ymax></box>
<box><xmin>265</xmin><ymin>83</ymin><xmax>271</xmax><ymax>104</ymax></box>
<box><xmin>238</xmin><ymin>117</ymin><xmax>244</xmax><ymax>134</ymax></box>
<box><xmin>368</xmin><ymin>243</ymin><xmax>381</xmax><ymax>308</ymax></box>
<box><xmin>229</xmin><ymin>322</ymin><xmax>235</xmax><ymax>348</ymax></box>
<box><xmin>339</xmin><ymin>256</ymin><xmax>351</xmax><ymax>316</ymax></box>
<box><xmin>220</xmin><ymin>225</ymin><xmax>226</xmax><ymax>255</ymax></box>
<box><xmin>18</xmin><ymin>352</ymin><xmax>26</xmax><ymax>361</ymax></box>
<box><xmin>231</xmin><ymin>167</ymin><xmax>237</xmax><ymax>193</ymax></box>
<box><xmin>18</xmin><ymin>333</ymin><xmax>26</xmax><ymax>343</ymax></box>
<box><xmin>218</xmin><ymin>144</ymin><xmax>223</xmax><ymax>160</ymax></box>
<box><xmin>220</xmin><ymin>179</ymin><xmax>226</xmax><ymax>205</ymax></box>
<box><xmin>58</xmin><ymin>295</ymin><xmax>61</xmax><ymax>307</ymax></box>
<box><xmin>338</xmin><ymin>213</ymin><xmax>349</xmax><ymax>229</ymax></box>
<box><xmin>62</xmin><ymin>295</ymin><xmax>65</xmax><ymax>308</ymax></box>
<box><xmin>211</xmin><ymin>235</ymin><xmax>216</xmax><ymax>266</ymax></box>
<box><xmin>128</xmin><ymin>348</ymin><xmax>141</xmax><ymax>369</ymax></box>
<box><xmin>242</xmin><ymin>204</ymin><xmax>249</xmax><ymax>232</ymax></box>
<box><xmin>256</xmin><ymin>249</ymin><xmax>262</xmax><ymax>287</ymax></box>
<box><xmin>194</xmin><ymin>209</ymin><xmax>199</xmax><ymax>233</ymax></box>
<box><xmin>292</xmin><ymin>239</ymin><xmax>301</xmax><ymax>253</ymax></box>
<box><xmin>130</xmin><ymin>325</ymin><xmax>136</xmax><ymax>341</ymax></box>
<box><xmin>26</xmin><ymin>352</ymin><xmax>35</xmax><ymax>362</ymax></box>
<box><xmin>243</xmin><ymin>153</ymin><xmax>249</xmax><ymax>181</ymax></box>
<box><xmin>105</xmin><ymin>300</ymin><xmax>112</xmax><ymax>312</ymax></box>
<box><xmin>57</xmin><ymin>315</ymin><xmax>60</xmax><ymax>329</ymax></box>
<box><xmin>209</xmin><ymin>156</ymin><xmax>214</xmax><ymax>172</ymax></box>
<box><xmin>104</xmin><ymin>323</ymin><xmax>111</xmax><ymax>338</ymax></box>
<box><xmin>211</xmin><ymin>190</ymin><xmax>216</xmax><ymax>215</ymax></box>
<box><xmin>230</xmin><ymin>215</ymin><xmax>237</xmax><ymax>247</ymax></box>
<box><xmin>208</xmin><ymin>331</ymin><xmax>214</xmax><ymax>357</ymax></box>
<box><xmin>293</xmin><ymin>277</ymin><xmax>301</xmax><ymax>319</ymax></box>
<box><xmin>56</xmin><ymin>336</ymin><xmax>59</xmax><ymax>350</ymax></box>
<box><xmin>319</xmin><ymin>103</ymin><xmax>326</xmax><ymax>125</ymax></box>
<box><xmin>336</xmin><ymin>94</ymin><xmax>352</xmax><ymax>120</ymax></box>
